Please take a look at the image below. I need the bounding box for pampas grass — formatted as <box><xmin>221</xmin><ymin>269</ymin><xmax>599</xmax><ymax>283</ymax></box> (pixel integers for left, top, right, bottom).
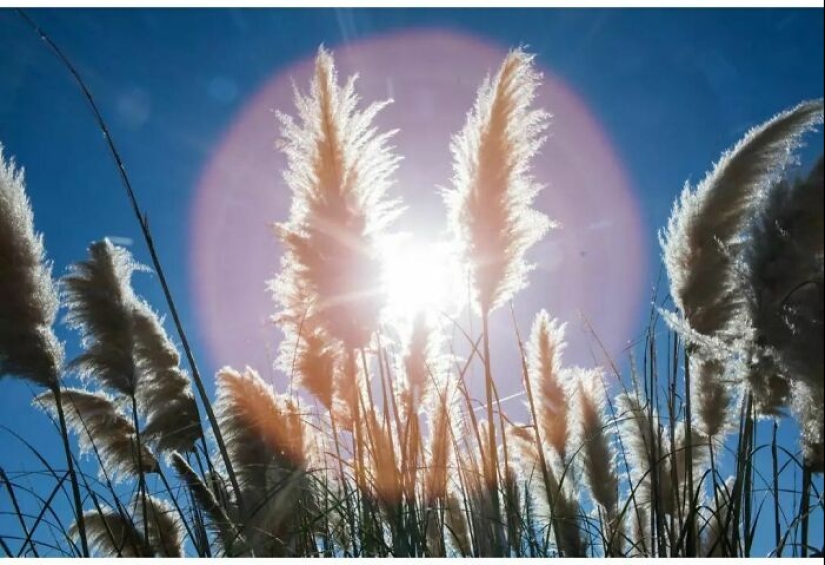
<box><xmin>742</xmin><ymin>156</ymin><xmax>824</xmax><ymax>458</ymax></box>
<box><xmin>1</xmin><ymin>43</ymin><xmax>823</xmax><ymax>558</ymax></box>
<box><xmin>131</xmin><ymin>308</ymin><xmax>200</xmax><ymax>454</ymax></box>
<box><xmin>662</xmin><ymin>98</ymin><xmax>823</xmax><ymax>463</ymax></box>
<box><xmin>791</xmin><ymin>381</ymin><xmax>824</xmax><ymax>473</ymax></box>
<box><xmin>36</xmin><ymin>388</ymin><xmax>159</xmax><ymax>479</ymax></box>
<box><xmin>689</xmin><ymin>355</ymin><xmax>734</xmax><ymax>437</ymax></box>
<box><xmin>527</xmin><ymin>310</ymin><xmax>570</xmax><ymax>463</ymax></box>
<box><xmin>63</xmin><ymin>240</ymin><xmax>143</xmax><ymax>395</ymax></box>
<box><xmin>73</xmin><ymin>506</ymin><xmax>151</xmax><ymax>557</ymax></box>
<box><xmin>63</xmin><ymin>240</ymin><xmax>200</xmax><ymax>453</ymax></box>
<box><xmin>0</xmin><ymin>147</ymin><xmax>91</xmax><ymax>554</ymax></box>
<box><xmin>213</xmin><ymin>366</ymin><xmax>317</xmax><ymax>556</ymax></box>
<box><xmin>662</xmin><ymin>98</ymin><xmax>823</xmax><ymax>338</ymax></box>
<box><xmin>171</xmin><ymin>452</ymin><xmax>242</xmax><ymax>555</ymax></box>
<box><xmin>744</xmin><ymin>157</ymin><xmax>824</xmax><ymax>391</ymax></box>
<box><xmin>446</xmin><ymin>48</ymin><xmax>553</xmax><ymax>314</ymax></box>
<box><xmin>0</xmin><ymin>145</ymin><xmax>63</xmax><ymax>389</ymax></box>
<box><xmin>443</xmin><ymin>48</ymin><xmax>556</xmax><ymax>555</ymax></box>
<box><xmin>137</xmin><ymin>494</ymin><xmax>186</xmax><ymax>557</ymax></box>
<box><xmin>616</xmin><ymin>392</ymin><xmax>671</xmax><ymax>511</ymax></box>
<box><xmin>703</xmin><ymin>477</ymin><xmax>737</xmax><ymax>556</ymax></box>
<box><xmin>272</xmin><ymin>47</ymin><xmax>401</xmax><ymax>352</ymax></box>
<box><xmin>288</xmin><ymin>322</ymin><xmax>340</xmax><ymax>411</ymax></box>
<box><xmin>569</xmin><ymin>368</ymin><xmax>618</xmax><ymax>521</ymax></box>
<box><xmin>73</xmin><ymin>495</ymin><xmax>184</xmax><ymax>558</ymax></box>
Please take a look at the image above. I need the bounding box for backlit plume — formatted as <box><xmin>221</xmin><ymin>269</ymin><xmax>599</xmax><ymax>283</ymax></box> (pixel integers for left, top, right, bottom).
<box><xmin>36</xmin><ymin>388</ymin><xmax>159</xmax><ymax>480</ymax></box>
<box><xmin>63</xmin><ymin>240</ymin><xmax>201</xmax><ymax>453</ymax></box>
<box><xmin>0</xmin><ymin>146</ymin><xmax>64</xmax><ymax>389</ymax></box>
<box><xmin>272</xmin><ymin>46</ymin><xmax>401</xmax><ymax>351</ymax></box>
<box><xmin>446</xmin><ymin>48</ymin><xmax>553</xmax><ymax>313</ymax></box>
<box><xmin>527</xmin><ymin>310</ymin><xmax>570</xmax><ymax>462</ymax></box>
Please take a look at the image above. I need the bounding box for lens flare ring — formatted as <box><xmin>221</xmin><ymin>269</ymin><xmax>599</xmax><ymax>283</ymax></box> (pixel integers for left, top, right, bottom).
<box><xmin>190</xmin><ymin>29</ymin><xmax>647</xmax><ymax>391</ymax></box>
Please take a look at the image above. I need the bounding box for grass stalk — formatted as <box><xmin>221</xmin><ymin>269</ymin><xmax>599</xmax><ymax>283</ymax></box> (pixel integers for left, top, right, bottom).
<box><xmin>14</xmin><ymin>9</ymin><xmax>243</xmax><ymax>519</ymax></box>
<box><xmin>51</xmin><ymin>387</ymin><xmax>90</xmax><ymax>556</ymax></box>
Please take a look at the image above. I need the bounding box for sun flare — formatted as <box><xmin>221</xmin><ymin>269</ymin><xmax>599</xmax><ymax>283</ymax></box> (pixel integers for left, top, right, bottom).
<box><xmin>380</xmin><ymin>236</ymin><xmax>467</xmax><ymax>324</ymax></box>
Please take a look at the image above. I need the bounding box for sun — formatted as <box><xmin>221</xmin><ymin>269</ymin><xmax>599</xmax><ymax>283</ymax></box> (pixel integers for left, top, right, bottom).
<box><xmin>380</xmin><ymin>235</ymin><xmax>467</xmax><ymax>325</ymax></box>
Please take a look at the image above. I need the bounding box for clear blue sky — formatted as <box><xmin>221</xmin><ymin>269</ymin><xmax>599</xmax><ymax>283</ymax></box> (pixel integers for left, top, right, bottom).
<box><xmin>0</xmin><ymin>7</ymin><xmax>823</xmax><ymax>556</ymax></box>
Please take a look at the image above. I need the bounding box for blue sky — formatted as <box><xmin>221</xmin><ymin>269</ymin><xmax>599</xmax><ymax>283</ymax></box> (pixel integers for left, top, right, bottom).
<box><xmin>1</xmin><ymin>7</ymin><xmax>823</xmax><ymax>556</ymax></box>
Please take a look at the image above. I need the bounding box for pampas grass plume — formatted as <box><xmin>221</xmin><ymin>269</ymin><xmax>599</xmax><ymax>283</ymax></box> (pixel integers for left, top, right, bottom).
<box><xmin>568</xmin><ymin>367</ymin><xmax>618</xmax><ymax>517</ymax></box>
<box><xmin>446</xmin><ymin>48</ymin><xmax>554</xmax><ymax>313</ymax></box>
<box><xmin>63</xmin><ymin>240</ymin><xmax>142</xmax><ymax>395</ymax></box>
<box><xmin>527</xmin><ymin>310</ymin><xmax>569</xmax><ymax>462</ymax></box>
<box><xmin>272</xmin><ymin>46</ymin><xmax>401</xmax><ymax>350</ymax></box>
<box><xmin>73</xmin><ymin>506</ymin><xmax>151</xmax><ymax>557</ymax></box>
<box><xmin>743</xmin><ymin>155</ymin><xmax>824</xmax><ymax>404</ymax></box>
<box><xmin>0</xmin><ymin>145</ymin><xmax>64</xmax><ymax>388</ymax></box>
<box><xmin>36</xmin><ymin>388</ymin><xmax>159</xmax><ymax>479</ymax></box>
<box><xmin>215</xmin><ymin>366</ymin><xmax>310</xmax><ymax>473</ymax></box>
<box><xmin>137</xmin><ymin>494</ymin><xmax>186</xmax><ymax>557</ymax></box>
<box><xmin>662</xmin><ymin>99</ymin><xmax>824</xmax><ymax>338</ymax></box>
<box><xmin>690</xmin><ymin>355</ymin><xmax>734</xmax><ymax>437</ymax></box>
<box><xmin>132</xmin><ymin>307</ymin><xmax>201</xmax><ymax>453</ymax></box>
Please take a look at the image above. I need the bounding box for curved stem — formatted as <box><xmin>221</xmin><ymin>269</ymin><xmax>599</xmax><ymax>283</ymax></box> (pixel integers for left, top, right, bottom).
<box><xmin>52</xmin><ymin>387</ymin><xmax>89</xmax><ymax>556</ymax></box>
<box><xmin>15</xmin><ymin>9</ymin><xmax>242</xmax><ymax>518</ymax></box>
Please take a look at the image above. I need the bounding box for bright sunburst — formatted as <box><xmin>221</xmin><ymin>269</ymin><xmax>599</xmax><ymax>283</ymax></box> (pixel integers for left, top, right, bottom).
<box><xmin>380</xmin><ymin>235</ymin><xmax>467</xmax><ymax>325</ymax></box>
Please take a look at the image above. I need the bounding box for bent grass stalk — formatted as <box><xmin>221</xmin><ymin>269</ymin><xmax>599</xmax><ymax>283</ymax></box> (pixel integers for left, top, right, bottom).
<box><xmin>14</xmin><ymin>9</ymin><xmax>240</xmax><ymax>516</ymax></box>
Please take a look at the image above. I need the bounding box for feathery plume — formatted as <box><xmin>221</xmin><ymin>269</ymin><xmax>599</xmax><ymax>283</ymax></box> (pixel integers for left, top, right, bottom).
<box><xmin>626</xmin><ymin>500</ymin><xmax>651</xmax><ymax>557</ymax></box>
<box><xmin>672</xmin><ymin>421</ymin><xmax>710</xmax><ymax>488</ymax></box>
<box><xmin>171</xmin><ymin>452</ymin><xmax>244</xmax><ymax>554</ymax></box>
<box><xmin>73</xmin><ymin>506</ymin><xmax>151</xmax><ymax>557</ymax></box>
<box><xmin>527</xmin><ymin>310</ymin><xmax>570</xmax><ymax>462</ymax></box>
<box><xmin>741</xmin><ymin>156</ymin><xmax>824</xmax><ymax>417</ymax></box>
<box><xmin>362</xmin><ymin>408</ymin><xmax>402</xmax><ymax>510</ymax></box>
<box><xmin>689</xmin><ymin>355</ymin><xmax>734</xmax><ymax>437</ymax></box>
<box><xmin>272</xmin><ymin>46</ymin><xmax>401</xmax><ymax>350</ymax></box>
<box><xmin>501</xmin><ymin>461</ymin><xmax>523</xmax><ymax>553</ymax></box>
<box><xmin>214</xmin><ymin>366</ymin><xmax>314</xmax><ymax>554</ymax></box>
<box><xmin>331</xmin><ymin>349</ymin><xmax>367</xmax><ymax>431</ymax></box>
<box><xmin>285</xmin><ymin>321</ymin><xmax>340</xmax><ymax>411</ymax></box>
<box><xmin>445</xmin><ymin>49</ymin><xmax>553</xmax><ymax>313</ymax></box>
<box><xmin>136</xmin><ymin>495</ymin><xmax>186</xmax><ymax>558</ymax></box>
<box><xmin>508</xmin><ymin>421</ymin><xmax>583</xmax><ymax>557</ymax></box>
<box><xmin>423</xmin><ymin>379</ymin><xmax>456</xmax><ymax>505</ymax></box>
<box><xmin>0</xmin><ymin>145</ymin><xmax>63</xmax><ymax>388</ymax></box>
<box><xmin>64</xmin><ymin>239</ymin><xmax>200</xmax><ymax>452</ymax></box>
<box><xmin>455</xmin><ymin>419</ymin><xmax>503</xmax><ymax>556</ymax></box>
<box><xmin>568</xmin><ymin>368</ymin><xmax>618</xmax><ymax>517</ymax></box>
<box><xmin>402</xmin><ymin>313</ymin><xmax>439</xmax><ymax>409</ymax></box>
<box><xmin>131</xmin><ymin>307</ymin><xmax>200</xmax><ymax>453</ymax></box>
<box><xmin>398</xmin><ymin>315</ymin><xmax>448</xmax><ymax>430</ymax></box>
<box><xmin>616</xmin><ymin>392</ymin><xmax>672</xmax><ymax>512</ymax></box>
<box><xmin>36</xmin><ymin>388</ymin><xmax>158</xmax><ymax>479</ymax></box>
<box><xmin>63</xmin><ymin>240</ymin><xmax>142</xmax><ymax>395</ymax></box>
<box><xmin>702</xmin><ymin>477</ymin><xmax>737</xmax><ymax>556</ymax></box>
<box><xmin>73</xmin><ymin>497</ymin><xmax>184</xmax><ymax>558</ymax></box>
<box><xmin>662</xmin><ymin>99</ymin><xmax>824</xmax><ymax>338</ymax></box>
<box><xmin>791</xmin><ymin>381</ymin><xmax>824</xmax><ymax>473</ymax></box>
<box><xmin>215</xmin><ymin>366</ymin><xmax>310</xmax><ymax>478</ymax></box>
